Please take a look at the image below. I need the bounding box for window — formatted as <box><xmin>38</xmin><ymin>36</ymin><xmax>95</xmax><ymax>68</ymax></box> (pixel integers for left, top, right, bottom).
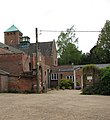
<box><xmin>29</xmin><ymin>63</ymin><xmax>31</xmax><ymax>71</ymax></box>
<box><xmin>51</xmin><ymin>73</ymin><xmax>58</xmax><ymax>80</ymax></box>
<box><xmin>60</xmin><ymin>74</ymin><xmax>63</xmax><ymax>79</ymax></box>
<box><xmin>66</xmin><ymin>75</ymin><xmax>73</xmax><ymax>80</ymax></box>
<box><xmin>45</xmin><ymin>71</ymin><xmax>46</xmax><ymax>75</ymax></box>
<box><xmin>55</xmin><ymin>60</ymin><xmax>56</xmax><ymax>65</ymax></box>
<box><xmin>66</xmin><ymin>76</ymin><xmax>69</xmax><ymax>79</ymax></box>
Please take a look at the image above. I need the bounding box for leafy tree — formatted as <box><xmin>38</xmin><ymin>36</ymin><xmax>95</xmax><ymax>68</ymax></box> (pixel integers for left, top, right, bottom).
<box><xmin>56</xmin><ymin>26</ymin><xmax>82</xmax><ymax>65</ymax></box>
<box><xmin>60</xmin><ymin>43</ymin><xmax>82</xmax><ymax>65</ymax></box>
<box><xmin>80</xmin><ymin>53</ymin><xmax>91</xmax><ymax>64</ymax></box>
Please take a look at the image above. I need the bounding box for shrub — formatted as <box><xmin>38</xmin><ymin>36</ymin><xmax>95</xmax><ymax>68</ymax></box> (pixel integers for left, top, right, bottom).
<box><xmin>68</xmin><ymin>86</ymin><xmax>72</xmax><ymax>89</ymax></box>
<box><xmin>62</xmin><ymin>86</ymin><xmax>65</xmax><ymax>90</ymax></box>
<box><xmin>59</xmin><ymin>79</ymin><xmax>73</xmax><ymax>89</ymax></box>
<box><xmin>56</xmin><ymin>86</ymin><xmax>60</xmax><ymax>90</ymax></box>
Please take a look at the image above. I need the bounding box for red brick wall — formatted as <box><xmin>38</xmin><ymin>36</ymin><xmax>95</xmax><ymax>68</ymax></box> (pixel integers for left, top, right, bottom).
<box><xmin>45</xmin><ymin>56</ymin><xmax>53</xmax><ymax>66</ymax></box>
<box><xmin>32</xmin><ymin>51</ymin><xmax>45</xmax><ymax>69</ymax></box>
<box><xmin>51</xmin><ymin>41</ymin><xmax>58</xmax><ymax>66</ymax></box>
<box><xmin>0</xmin><ymin>53</ymin><xmax>24</xmax><ymax>75</ymax></box>
<box><xmin>0</xmin><ymin>75</ymin><xmax>1</xmax><ymax>92</ymax></box>
<box><xmin>8</xmin><ymin>76</ymin><xmax>36</xmax><ymax>92</ymax></box>
<box><xmin>22</xmin><ymin>54</ymin><xmax>30</xmax><ymax>72</ymax></box>
<box><xmin>4</xmin><ymin>31</ymin><xmax>23</xmax><ymax>46</ymax></box>
<box><xmin>0</xmin><ymin>75</ymin><xmax>8</xmax><ymax>92</ymax></box>
<box><xmin>44</xmin><ymin>41</ymin><xmax>58</xmax><ymax>67</ymax></box>
<box><xmin>31</xmin><ymin>52</ymin><xmax>50</xmax><ymax>90</ymax></box>
<box><xmin>0</xmin><ymin>53</ymin><xmax>31</xmax><ymax>75</ymax></box>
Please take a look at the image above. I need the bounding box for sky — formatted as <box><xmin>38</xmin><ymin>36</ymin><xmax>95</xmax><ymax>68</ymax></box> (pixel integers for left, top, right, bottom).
<box><xmin>0</xmin><ymin>0</ymin><xmax>110</xmax><ymax>53</ymax></box>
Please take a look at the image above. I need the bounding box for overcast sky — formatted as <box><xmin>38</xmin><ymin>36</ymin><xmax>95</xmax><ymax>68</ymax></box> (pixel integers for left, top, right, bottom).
<box><xmin>0</xmin><ymin>0</ymin><xmax>110</xmax><ymax>53</ymax></box>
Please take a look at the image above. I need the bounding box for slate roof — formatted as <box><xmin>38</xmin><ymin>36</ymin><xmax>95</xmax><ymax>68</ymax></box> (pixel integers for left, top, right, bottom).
<box><xmin>13</xmin><ymin>43</ymin><xmax>36</xmax><ymax>56</ymax></box>
<box><xmin>39</xmin><ymin>42</ymin><xmax>53</xmax><ymax>56</ymax></box>
<box><xmin>4</xmin><ymin>25</ymin><xmax>20</xmax><ymax>33</ymax></box>
<box><xmin>95</xmin><ymin>64</ymin><xmax>110</xmax><ymax>68</ymax></box>
<box><xmin>52</xmin><ymin>64</ymin><xmax>110</xmax><ymax>72</ymax></box>
<box><xmin>52</xmin><ymin>65</ymin><xmax>83</xmax><ymax>72</ymax></box>
<box><xmin>0</xmin><ymin>42</ymin><xmax>24</xmax><ymax>54</ymax></box>
<box><xmin>12</xmin><ymin>41</ymin><xmax>53</xmax><ymax>56</ymax></box>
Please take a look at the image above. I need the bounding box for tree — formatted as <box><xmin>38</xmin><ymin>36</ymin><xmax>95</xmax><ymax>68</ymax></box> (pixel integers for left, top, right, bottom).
<box><xmin>56</xmin><ymin>26</ymin><xmax>82</xmax><ymax>65</ymax></box>
<box><xmin>91</xmin><ymin>20</ymin><xmax>110</xmax><ymax>63</ymax></box>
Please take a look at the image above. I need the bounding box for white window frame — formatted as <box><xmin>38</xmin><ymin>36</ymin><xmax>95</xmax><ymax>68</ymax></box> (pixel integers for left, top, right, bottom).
<box><xmin>51</xmin><ymin>73</ymin><xmax>58</xmax><ymax>80</ymax></box>
<box><xmin>66</xmin><ymin>75</ymin><xmax>73</xmax><ymax>80</ymax></box>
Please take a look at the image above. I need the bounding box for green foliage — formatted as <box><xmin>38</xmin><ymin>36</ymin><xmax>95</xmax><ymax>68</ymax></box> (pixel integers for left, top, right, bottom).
<box><xmin>59</xmin><ymin>79</ymin><xmax>73</xmax><ymax>89</ymax></box>
<box><xmin>56</xmin><ymin>25</ymin><xmax>77</xmax><ymax>56</ymax></box>
<box><xmin>83</xmin><ymin>64</ymin><xmax>100</xmax><ymax>82</ymax></box>
<box><xmin>86</xmin><ymin>20</ymin><xmax>110</xmax><ymax>64</ymax></box>
<box><xmin>80</xmin><ymin>20</ymin><xmax>110</xmax><ymax>64</ymax></box>
<box><xmin>56</xmin><ymin>26</ymin><xmax>82</xmax><ymax>65</ymax></box>
<box><xmin>80</xmin><ymin>53</ymin><xmax>91</xmax><ymax>64</ymax></box>
<box><xmin>82</xmin><ymin>66</ymin><xmax>110</xmax><ymax>95</ymax></box>
<box><xmin>76</xmin><ymin>82</ymin><xmax>80</xmax><ymax>86</ymax></box>
<box><xmin>83</xmin><ymin>64</ymin><xmax>100</xmax><ymax>72</ymax></box>
<box><xmin>59</xmin><ymin>43</ymin><xmax>82</xmax><ymax>65</ymax></box>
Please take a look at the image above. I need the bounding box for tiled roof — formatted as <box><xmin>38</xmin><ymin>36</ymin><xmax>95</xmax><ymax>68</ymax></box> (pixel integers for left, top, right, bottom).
<box><xmin>4</xmin><ymin>25</ymin><xmax>20</xmax><ymax>33</ymax></box>
<box><xmin>0</xmin><ymin>42</ymin><xmax>24</xmax><ymax>54</ymax></box>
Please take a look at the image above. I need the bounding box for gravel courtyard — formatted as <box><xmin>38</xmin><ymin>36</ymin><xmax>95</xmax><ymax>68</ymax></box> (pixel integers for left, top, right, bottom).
<box><xmin>0</xmin><ymin>90</ymin><xmax>110</xmax><ymax>120</ymax></box>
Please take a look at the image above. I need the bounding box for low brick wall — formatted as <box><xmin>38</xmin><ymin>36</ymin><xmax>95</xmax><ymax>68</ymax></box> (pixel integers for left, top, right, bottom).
<box><xmin>8</xmin><ymin>76</ymin><xmax>37</xmax><ymax>93</ymax></box>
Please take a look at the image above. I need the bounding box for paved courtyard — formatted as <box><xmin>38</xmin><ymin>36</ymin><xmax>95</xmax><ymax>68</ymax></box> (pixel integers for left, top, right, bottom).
<box><xmin>0</xmin><ymin>90</ymin><xmax>110</xmax><ymax>120</ymax></box>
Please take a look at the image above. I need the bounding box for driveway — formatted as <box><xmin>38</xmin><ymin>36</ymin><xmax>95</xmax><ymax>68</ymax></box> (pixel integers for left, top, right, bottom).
<box><xmin>0</xmin><ymin>90</ymin><xmax>110</xmax><ymax>120</ymax></box>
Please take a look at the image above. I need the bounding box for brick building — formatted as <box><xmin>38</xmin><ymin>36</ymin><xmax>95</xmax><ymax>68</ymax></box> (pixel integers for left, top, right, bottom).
<box><xmin>2</xmin><ymin>24</ymin><xmax>105</xmax><ymax>92</ymax></box>
<box><xmin>51</xmin><ymin>65</ymin><xmax>83</xmax><ymax>89</ymax></box>
<box><xmin>0</xmin><ymin>43</ymin><xmax>30</xmax><ymax>75</ymax></box>
<box><xmin>0</xmin><ymin>69</ymin><xmax>9</xmax><ymax>92</ymax></box>
<box><xmin>0</xmin><ymin>25</ymin><xmax>58</xmax><ymax>93</ymax></box>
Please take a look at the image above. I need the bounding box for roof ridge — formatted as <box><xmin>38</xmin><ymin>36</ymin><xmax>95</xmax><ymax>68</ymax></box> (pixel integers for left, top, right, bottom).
<box><xmin>4</xmin><ymin>25</ymin><xmax>20</xmax><ymax>33</ymax></box>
